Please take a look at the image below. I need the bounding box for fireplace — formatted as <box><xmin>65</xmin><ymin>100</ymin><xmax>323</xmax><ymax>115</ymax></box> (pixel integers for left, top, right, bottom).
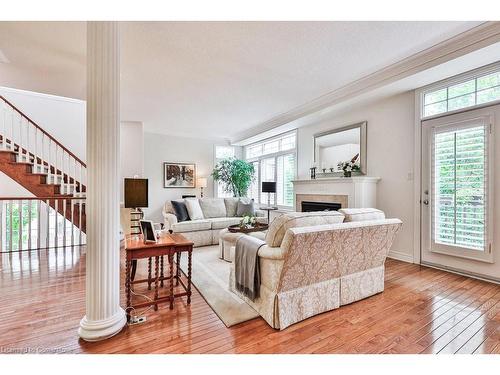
<box><xmin>301</xmin><ymin>201</ymin><xmax>341</xmax><ymax>212</ymax></box>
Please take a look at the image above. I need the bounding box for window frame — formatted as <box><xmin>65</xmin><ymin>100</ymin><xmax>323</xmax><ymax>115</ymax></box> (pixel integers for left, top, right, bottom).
<box><xmin>244</xmin><ymin>131</ymin><xmax>297</xmax><ymax>209</ymax></box>
<box><xmin>420</xmin><ymin>62</ymin><xmax>500</xmax><ymax>120</ymax></box>
<box><xmin>428</xmin><ymin>116</ymin><xmax>494</xmax><ymax>263</ymax></box>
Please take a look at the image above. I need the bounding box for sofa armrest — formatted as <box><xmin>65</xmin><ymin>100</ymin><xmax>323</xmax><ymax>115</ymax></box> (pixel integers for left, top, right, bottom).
<box><xmin>163</xmin><ymin>212</ymin><xmax>178</xmax><ymax>230</ymax></box>
<box><xmin>249</xmin><ymin>231</ymin><xmax>266</xmax><ymax>241</ymax></box>
<box><xmin>258</xmin><ymin>245</ymin><xmax>285</xmax><ymax>260</ymax></box>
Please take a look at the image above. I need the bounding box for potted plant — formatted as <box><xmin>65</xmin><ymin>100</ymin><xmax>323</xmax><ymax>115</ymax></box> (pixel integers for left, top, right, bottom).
<box><xmin>338</xmin><ymin>160</ymin><xmax>360</xmax><ymax>178</ymax></box>
<box><xmin>211</xmin><ymin>157</ymin><xmax>255</xmax><ymax>197</ymax></box>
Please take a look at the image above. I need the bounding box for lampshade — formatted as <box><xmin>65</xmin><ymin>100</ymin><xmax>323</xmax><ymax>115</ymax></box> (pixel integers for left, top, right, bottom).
<box><xmin>197</xmin><ymin>177</ymin><xmax>208</xmax><ymax>188</ymax></box>
<box><xmin>262</xmin><ymin>181</ymin><xmax>276</xmax><ymax>193</ymax></box>
<box><xmin>124</xmin><ymin>178</ymin><xmax>148</xmax><ymax>208</ymax></box>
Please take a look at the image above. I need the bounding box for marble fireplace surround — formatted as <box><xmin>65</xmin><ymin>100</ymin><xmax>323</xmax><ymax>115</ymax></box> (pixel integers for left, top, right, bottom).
<box><xmin>292</xmin><ymin>177</ymin><xmax>380</xmax><ymax>211</ymax></box>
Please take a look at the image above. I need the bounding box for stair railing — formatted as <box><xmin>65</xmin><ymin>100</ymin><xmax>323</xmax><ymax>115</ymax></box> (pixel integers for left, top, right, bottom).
<box><xmin>0</xmin><ymin>95</ymin><xmax>86</xmax><ymax>197</ymax></box>
<box><xmin>0</xmin><ymin>196</ymin><xmax>86</xmax><ymax>252</ymax></box>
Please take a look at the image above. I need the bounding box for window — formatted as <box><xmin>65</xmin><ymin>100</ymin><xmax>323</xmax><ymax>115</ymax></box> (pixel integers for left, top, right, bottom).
<box><xmin>215</xmin><ymin>146</ymin><xmax>235</xmax><ymax>160</ymax></box>
<box><xmin>432</xmin><ymin>123</ymin><xmax>489</xmax><ymax>251</ymax></box>
<box><xmin>214</xmin><ymin>145</ymin><xmax>236</xmax><ymax>198</ymax></box>
<box><xmin>277</xmin><ymin>154</ymin><xmax>295</xmax><ymax>207</ymax></box>
<box><xmin>245</xmin><ymin>132</ymin><xmax>297</xmax><ymax>208</ymax></box>
<box><xmin>423</xmin><ymin>70</ymin><xmax>500</xmax><ymax>118</ymax></box>
<box><xmin>260</xmin><ymin>158</ymin><xmax>276</xmax><ymax>204</ymax></box>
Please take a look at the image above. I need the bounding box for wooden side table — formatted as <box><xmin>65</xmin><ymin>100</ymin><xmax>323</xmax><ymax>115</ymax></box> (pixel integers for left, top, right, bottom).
<box><xmin>124</xmin><ymin>233</ymin><xmax>193</xmax><ymax>321</ymax></box>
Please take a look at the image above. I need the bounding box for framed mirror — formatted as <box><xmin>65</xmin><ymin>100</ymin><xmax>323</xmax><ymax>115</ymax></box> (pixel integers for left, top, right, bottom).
<box><xmin>313</xmin><ymin>121</ymin><xmax>367</xmax><ymax>176</ymax></box>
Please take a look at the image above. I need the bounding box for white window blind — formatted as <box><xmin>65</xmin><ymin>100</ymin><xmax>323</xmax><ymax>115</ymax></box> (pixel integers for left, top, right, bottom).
<box><xmin>432</xmin><ymin>123</ymin><xmax>489</xmax><ymax>251</ymax></box>
<box><xmin>244</xmin><ymin>131</ymin><xmax>297</xmax><ymax>208</ymax></box>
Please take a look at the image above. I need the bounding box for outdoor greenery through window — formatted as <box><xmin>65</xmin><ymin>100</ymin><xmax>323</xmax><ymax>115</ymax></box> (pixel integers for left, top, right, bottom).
<box><xmin>2</xmin><ymin>201</ymin><xmax>38</xmax><ymax>251</ymax></box>
<box><xmin>245</xmin><ymin>132</ymin><xmax>296</xmax><ymax>207</ymax></box>
<box><xmin>432</xmin><ymin>124</ymin><xmax>488</xmax><ymax>251</ymax></box>
<box><xmin>215</xmin><ymin>146</ymin><xmax>236</xmax><ymax>198</ymax></box>
<box><xmin>424</xmin><ymin>70</ymin><xmax>500</xmax><ymax>117</ymax></box>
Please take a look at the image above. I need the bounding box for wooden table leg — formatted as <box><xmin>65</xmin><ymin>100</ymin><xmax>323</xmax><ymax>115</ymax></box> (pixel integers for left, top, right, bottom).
<box><xmin>148</xmin><ymin>257</ymin><xmax>152</xmax><ymax>290</ymax></box>
<box><xmin>154</xmin><ymin>256</ymin><xmax>159</xmax><ymax>311</ymax></box>
<box><xmin>187</xmin><ymin>248</ymin><xmax>192</xmax><ymax>304</ymax></box>
<box><xmin>125</xmin><ymin>258</ymin><xmax>131</xmax><ymax>321</ymax></box>
<box><xmin>160</xmin><ymin>255</ymin><xmax>164</xmax><ymax>288</ymax></box>
<box><xmin>131</xmin><ymin>259</ymin><xmax>137</xmax><ymax>281</ymax></box>
<box><xmin>169</xmin><ymin>253</ymin><xmax>174</xmax><ymax>310</ymax></box>
<box><xmin>176</xmin><ymin>251</ymin><xmax>180</xmax><ymax>286</ymax></box>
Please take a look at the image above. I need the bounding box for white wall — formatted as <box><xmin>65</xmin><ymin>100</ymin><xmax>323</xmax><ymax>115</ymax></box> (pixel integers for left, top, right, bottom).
<box><xmin>143</xmin><ymin>132</ymin><xmax>228</xmax><ymax>223</ymax></box>
<box><xmin>0</xmin><ymin>86</ymin><xmax>86</xmax><ymax>161</ymax></box>
<box><xmin>120</xmin><ymin>121</ymin><xmax>144</xmax><ymax>202</ymax></box>
<box><xmin>0</xmin><ymin>172</ymin><xmax>34</xmax><ymax>197</ymax></box>
<box><xmin>298</xmin><ymin>92</ymin><xmax>416</xmax><ymax>261</ymax></box>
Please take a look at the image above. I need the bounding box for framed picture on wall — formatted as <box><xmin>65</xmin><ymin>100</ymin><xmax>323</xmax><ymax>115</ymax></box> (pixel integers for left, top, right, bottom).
<box><xmin>163</xmin><ymin>162</ymin><xmax>196</xmax><ymax>188</ymax></box>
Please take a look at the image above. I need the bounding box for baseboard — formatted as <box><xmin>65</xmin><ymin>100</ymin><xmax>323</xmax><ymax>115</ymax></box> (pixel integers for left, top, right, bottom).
<box><xmin>387</xmin><ymin>250</ymin><xmax>414</xmax><ymax>263</ymax></box>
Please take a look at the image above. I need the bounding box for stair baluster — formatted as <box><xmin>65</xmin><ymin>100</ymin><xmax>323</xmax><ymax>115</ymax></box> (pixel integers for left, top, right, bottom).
<box><xmin>0</xmin><ymin>95</ymin><xmax>87</xmax><ymax>252</ymax></box>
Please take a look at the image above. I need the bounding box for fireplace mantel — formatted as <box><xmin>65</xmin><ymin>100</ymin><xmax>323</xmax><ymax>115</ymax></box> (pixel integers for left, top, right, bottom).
<box><xmin>292</xmin><ymin>176</ymin><xmax>381</xmax><ymax>210</ymax></box>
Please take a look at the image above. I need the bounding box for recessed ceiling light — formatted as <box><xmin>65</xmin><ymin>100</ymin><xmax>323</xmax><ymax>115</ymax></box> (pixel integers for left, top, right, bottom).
<box><xmin>0</xmin><ymin>49</ymin><xmax>10</xmax><ymax>64</ymax></box>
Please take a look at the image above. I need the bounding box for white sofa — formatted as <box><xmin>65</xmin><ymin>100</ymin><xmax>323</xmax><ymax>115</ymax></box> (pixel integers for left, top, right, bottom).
<box><xmin>229</xmin><ymin>209</ymin><xmax>402</xmax><ymax>330</ymax></box>
<box><xmin>162</xmin><ymin>197</ymin><xmax>266</xmax><ymax>247</ymax></box>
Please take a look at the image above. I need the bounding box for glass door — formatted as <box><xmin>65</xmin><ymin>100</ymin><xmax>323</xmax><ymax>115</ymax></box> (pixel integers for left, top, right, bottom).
<box><xmin>421</xmin><ymin>110</ymin><xmax>493</xmax><ymax>266</ymax></box>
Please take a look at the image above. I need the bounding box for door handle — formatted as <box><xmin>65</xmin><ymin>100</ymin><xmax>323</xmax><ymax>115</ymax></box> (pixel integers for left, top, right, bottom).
<box><xmin>422</xmin><ymin>199</ymin><xmax>429</xmax><ymax>205</ymax></box>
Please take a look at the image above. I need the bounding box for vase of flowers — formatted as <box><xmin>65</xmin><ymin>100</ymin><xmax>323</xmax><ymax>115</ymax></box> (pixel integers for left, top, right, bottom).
<box><xmin>240</xmin><ymin>215</ymin><xmax>257</xmax><ymax>229</ymax></box>
<box><xmin>338</xmin><ymin>160</ymin><xmax>360</xmax><ymax>178</ymax></box>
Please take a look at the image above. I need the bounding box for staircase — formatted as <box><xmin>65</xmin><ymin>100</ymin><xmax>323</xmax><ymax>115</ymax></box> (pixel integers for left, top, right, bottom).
<box><xmin>0</xmin><ymin>95</ymin><xmax>87</xmax><ymax>248</ymax></box>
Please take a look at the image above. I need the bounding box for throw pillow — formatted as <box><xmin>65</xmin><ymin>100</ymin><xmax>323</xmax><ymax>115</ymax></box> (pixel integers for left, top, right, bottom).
<box><xmin>224</xmin><ymin>197</ymin><xmax>239</xmax><ymax>217</ymax></box>
<box><xmin>164</xmin><ymin>199</ymin><xmax>184</xmax><ymax>214</ymax></box>
<box><xmin>338</xmin><ymin>208</ymin><xmax>385</xmax><ymax>222</ymax></box>
<box><xmin>171</xmin><ymin>200</ymin><xmax>190</xmax><ymax>222</ymax></box>
<box><xmin>184</xmin><ymin>198</ymin><xmax>204</xmax><ymax>220</ymax></box>
<box><xmin>236</xmin><ymin>198</ymin><xmax>255</xmax><ymax>216</ymax></box>
<box><xmin>199</xmin><ymin>198</ymin><xmax>227</xmax><ymax>218</ymax></box>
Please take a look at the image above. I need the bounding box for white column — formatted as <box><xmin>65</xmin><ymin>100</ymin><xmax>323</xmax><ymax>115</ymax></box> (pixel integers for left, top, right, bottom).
<box><xmin>78</xmin><ymin>21</ymin><xmax>126</xmax><ymax>341</ymax></box>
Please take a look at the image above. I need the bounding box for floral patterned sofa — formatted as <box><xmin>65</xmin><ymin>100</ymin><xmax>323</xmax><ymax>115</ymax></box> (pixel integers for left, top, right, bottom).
<box><xmin>229</xmin><ymin>209</ymin><xmax>402</xmax><ymax>330</ymax></box>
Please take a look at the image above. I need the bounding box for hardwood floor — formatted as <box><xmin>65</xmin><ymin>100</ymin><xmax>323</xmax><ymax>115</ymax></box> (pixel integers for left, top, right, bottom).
<box><xmin>0</xmin><ymin>246</ymin><xmax>499</xmax><ymax>354</ymax></box>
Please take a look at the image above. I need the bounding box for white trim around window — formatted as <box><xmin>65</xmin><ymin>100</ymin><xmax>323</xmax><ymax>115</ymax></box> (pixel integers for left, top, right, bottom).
<box><xmin>419</xmin><ymin>61</ymin><xmax>500</xmax><ymax>120</ymax></box>
<box><xmin>413</xmin><ymin>61</ymin><xmax>499</xmax><ymax>267</ymax></box>
<box><xmin>244</xmin><ymin>131</ymin><xmax>297</xmax><ymax>209</ymax></box>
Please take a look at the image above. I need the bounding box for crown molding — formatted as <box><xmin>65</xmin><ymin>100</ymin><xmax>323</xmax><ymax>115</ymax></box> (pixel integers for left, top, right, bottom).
<box><xmin>232</xmin><ymin>21</ymin><xmax>500</xmax><ymax>144</ymax></box>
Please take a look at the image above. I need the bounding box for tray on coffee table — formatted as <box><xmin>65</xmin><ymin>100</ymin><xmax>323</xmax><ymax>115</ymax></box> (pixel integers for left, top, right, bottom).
<box><xmin>227</xmin><ymin>223</ymin><xmax>269</xmax><ymax>233</ymax></box>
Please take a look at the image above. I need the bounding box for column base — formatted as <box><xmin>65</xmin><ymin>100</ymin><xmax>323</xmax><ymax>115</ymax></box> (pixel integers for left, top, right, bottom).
<box><xmin>78</xmin><ymin>308</ymin><xmax>127</xmax><ymax>342</ymax></box>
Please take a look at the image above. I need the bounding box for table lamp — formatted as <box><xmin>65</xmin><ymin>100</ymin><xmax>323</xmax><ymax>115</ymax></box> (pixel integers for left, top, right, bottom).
<box><xmin>262</xmin><ymin>181</ymin><xmax>276</xmax><ymax>207</ymax></box>
<box><xmin>197</xmin><ymin>177</ymin><xmax>208</xmax><ymax>198</ymax></box>
<box><xmin>124</xmin><ymin>178</ymin><xmax>149</xmax><ymax>238</ymax></box>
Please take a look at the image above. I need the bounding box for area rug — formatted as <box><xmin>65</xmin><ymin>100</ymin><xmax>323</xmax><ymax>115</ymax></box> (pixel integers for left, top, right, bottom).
<box><xmin>179</xmin><ymin>245</ymin><xmax>259</xmax><ymax>327</ymax></box>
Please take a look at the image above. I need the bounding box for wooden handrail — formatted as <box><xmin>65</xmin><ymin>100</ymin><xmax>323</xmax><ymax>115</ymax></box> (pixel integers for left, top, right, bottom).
<box><xmin>0</xmin><ymin>95</ymin><xmax>87</xmax><ymax>168</ymax></box>
<box><xmin>0</xmin><ymin>196</ymin><xmax>86</xmax><ymax>201</ymax></box>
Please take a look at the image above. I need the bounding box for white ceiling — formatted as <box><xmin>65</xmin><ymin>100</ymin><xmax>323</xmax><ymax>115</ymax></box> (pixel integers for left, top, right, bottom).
<box><xmin>0</xmin><ymin>21</ymin><xmax>484</xmax><ymax>140</ymax></box>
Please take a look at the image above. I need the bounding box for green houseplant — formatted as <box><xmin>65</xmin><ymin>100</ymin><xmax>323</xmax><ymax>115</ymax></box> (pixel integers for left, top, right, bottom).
<box><xmin>211</xmin><ymin>157</ymin><xmax>255</xmax><ymax>197</ymax></box>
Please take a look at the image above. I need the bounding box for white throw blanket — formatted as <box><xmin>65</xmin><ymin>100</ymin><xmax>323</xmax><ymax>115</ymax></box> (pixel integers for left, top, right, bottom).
<box><xmin>234</xmin><ymin>235</ymin><xmax>265</xmax><ymax>301</ymax></box>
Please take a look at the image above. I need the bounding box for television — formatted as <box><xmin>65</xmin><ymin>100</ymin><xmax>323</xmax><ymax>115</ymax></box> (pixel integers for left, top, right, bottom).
<box><xmin>124</xmin><ymin>178</ymin><xmax>148</xmax><ymax>208</ymax></box>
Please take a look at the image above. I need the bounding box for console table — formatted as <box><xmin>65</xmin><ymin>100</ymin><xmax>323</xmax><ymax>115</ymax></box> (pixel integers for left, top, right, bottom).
<box><xmin>124</xmin><ymin>233</ymin><xmax>194</xmax><ymax>321</ymax></box>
